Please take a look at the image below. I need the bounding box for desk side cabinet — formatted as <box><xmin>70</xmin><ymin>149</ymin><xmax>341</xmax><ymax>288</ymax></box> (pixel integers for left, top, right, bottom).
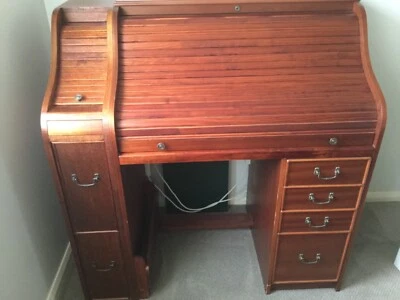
<box><xmin>41</xmin><ymin>1</ymin><xmax>386</xmax><ymax>299</ymax></box>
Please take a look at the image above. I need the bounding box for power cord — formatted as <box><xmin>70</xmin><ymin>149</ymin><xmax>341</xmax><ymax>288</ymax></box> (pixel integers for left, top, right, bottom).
<box><xmin>151</xmin><ymin>166</ymin><xmax>246</xmax><ymax>213</ymax></box>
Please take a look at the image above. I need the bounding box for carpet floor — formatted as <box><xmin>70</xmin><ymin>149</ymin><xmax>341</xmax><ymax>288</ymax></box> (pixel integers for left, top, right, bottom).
<box><xmin>59</xmin><ymin>202</ymin><xmax>400</xmax><ymax>300</ymax></box>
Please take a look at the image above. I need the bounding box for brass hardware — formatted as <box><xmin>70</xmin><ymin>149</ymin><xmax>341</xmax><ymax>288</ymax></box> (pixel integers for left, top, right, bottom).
<box><xmin>157</xmin><ymin>142</ymin><xmax>166</xmax><ymax>151</ymax></box>
<box><xmin>298</xmin><ymin>253</ymin><xmax>321</xmax><ymax>264</ymax></box>
<box><xmin>305</xmin><ymin>216</ymin><xmax>330</xmax><ymax>228</ymax></box>
<box><xmin>74</xmin><ymin>94</ymin><xmax>84</xmax><ymax>102</ymax></box>
<box><xmin>71</xmin><ymin>173</ymin><xmax>100</xmax><ymax>187</ymax></box>
<box><xmin>313</xmin><ymin>166</ymin><xmax>341</xmax><ymax>180</ymax></box>
<box><xmin>234</xmin><ymin>5</ymin><xmax>241</xmax><ymax>12</ymax></box>
<box><xmin>329</xmin><ymin>137</ymin><xmax>338</xmax><ymax>145</ymax></box>
<box><xmin>91</xmin><ymin>261</ymin><xmax>116</xmax><ymax>272</ymax></box>
<box><xmin>308</xmin><ymin>192</ymin><xmax>335</xmax><ymax>205</ymax></box>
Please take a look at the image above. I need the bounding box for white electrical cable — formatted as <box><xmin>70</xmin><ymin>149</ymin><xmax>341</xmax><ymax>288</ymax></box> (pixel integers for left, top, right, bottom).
<box><xmin>153</xmin><ymin>166</ymin><xmax>236</xmax><ymax>211</ymax></box>
<box><xmin>152</xmin><ymin>182</ymin><xmax>247</xmax><ymax>214</ymax></box>
<box><xmin>153</xmin><ymin>183</ymin><xmax>228</xmax><ymax>213</ymax></box>
<box><xmin>151</xmin><ymin>166</ymin><xmax>245</xmax><ymax>213</ymax></box>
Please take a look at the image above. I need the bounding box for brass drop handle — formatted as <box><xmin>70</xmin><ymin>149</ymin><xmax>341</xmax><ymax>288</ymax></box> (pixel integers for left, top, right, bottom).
<box><xmin>91</xmin><ymin>261</ymin><xmax>116</xmax><ymax>272</ymax></box>
<box><xmin>314</xmin><ymin>166</ymin><xmax>340</xmax><ymax>180</ymax></box>
<box><xmin>71</xmin><ymin>173</ymin><xmax>100</xmax><ymax>187</ymax></box>
<box><xmin>298</xmin><ymin>253</ymin><xmax>321</xmax><ymax>264</ymax></box>
<box><xmin>309</xmin><ymin>192</ymin><xmax>335</xmax><ymax>205</ymax></box>
<box><xmin>305</xmin><ymin>216</ymin><xmax>330</xmax><ymax>228</ymax></box>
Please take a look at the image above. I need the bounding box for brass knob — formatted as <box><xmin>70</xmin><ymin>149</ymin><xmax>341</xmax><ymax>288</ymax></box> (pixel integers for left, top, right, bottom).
<box><xmin>329</xmin><ymin>137</ymin><xmax>338</xmax><ymax>146</ymax></box>
<box><xmin>157</xmin><ymin>142</ymin><xmax>166</xmax><ymax>151</ymax></box>
<box><xmin>75</xmin><ymin>94</ymin><xmax>84</xmax><ymax>102</ymax></box>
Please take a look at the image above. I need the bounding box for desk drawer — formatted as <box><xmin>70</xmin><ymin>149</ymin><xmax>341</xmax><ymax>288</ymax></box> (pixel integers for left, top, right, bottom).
<box><xmin>280</xmin><ymin>211</ymin><xmax>353</xmax><ymax>233</ymax></box>
<box><xmin>274</xmin><ymin>234</ymin><xmax>347</xmax><ymax>282</ymax></box>
<box><xmin>283</xmin><ymin>186</ymin><xmax>360</xmax><ymax>210</ymax></box>
<box><xmin>53</xmin><ymin>142</ymin><xmax>117</xmax><ymax>232</ymax></box>
<box><xmin>53</xmin><ymin>22</ymin><xmax>107</xmax><ymax>106</ymax></box>
<box><xmin>118</xmin><ymin>133</ymin><xmax>373</xmax><ymax>154</ymax></box>
<box><xmin>286</xmin><ymin>158</ymin><xmax>370</xmax><ymax>186</ymax></box>
<box><xmin>76</xmin><ymin>232</ymin><xmax>129</xmax><ymax>299</ymax></box>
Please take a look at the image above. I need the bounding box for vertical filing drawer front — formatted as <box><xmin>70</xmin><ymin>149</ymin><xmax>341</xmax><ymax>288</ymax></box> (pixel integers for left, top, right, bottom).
<box><xmin>280</xmin><ymin>211</ymin><xmax>353</xmax><ymax>233</ymax></box>
<box><xmin>53</xmin><ymin>142</ymin><xmax>117</xmax><ymax>232</ymax></box>
<box><xmin>286</xmin><ymin>158</ymin><xmax>370</xmax><ymax>186</ymax></box>
<box><xmin>76</xmin><ymin>232</ymin><xmax>129</xmax><ymax>299</ymax></box>
<box><xmin>274</xmin><ymin>234</ymin><xmax>347</xmax><ymax>282</ymax></box>
<box><xmin>283</xmin><ymin>187</ymin><xmax>360</xmax><ymax>211</ymax></box>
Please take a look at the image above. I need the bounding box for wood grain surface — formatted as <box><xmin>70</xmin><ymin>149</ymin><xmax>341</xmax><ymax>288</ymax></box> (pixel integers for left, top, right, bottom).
<box><xmin>115</xmin><ymin>12</ymin><xmax>378</xmax><ymax>162</ymax></box>
<box><xmin>40</xmin><ymin>1</ymin><xmax>387</xmax><ymax>299</ymax></box>
<box><xmin>274</xmin><ymin>233</ymin><xmax>348</xmax><ymax>282</ymax></box>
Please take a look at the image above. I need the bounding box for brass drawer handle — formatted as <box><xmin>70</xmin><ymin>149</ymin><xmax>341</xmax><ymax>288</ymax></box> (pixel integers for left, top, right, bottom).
<box><xmin>308</xmin><ymin>192</ymin><xmax>335</xmax><ymax>205</ymax></box>
<box><xmin>313</xmin><ymin>166</ymin><xmax>340</xmax><ymax>180</ymax></box>
<box><xmin>305</xmin><ymin>216</ymin><xmax>330</xmax><ymax>228</ymax></box>
<box><xmin>91</xmin><ymin>261</ymin><xmax>116</xmax><ymax>272</ymax></box>
<box><xmin>71</xmin><ymin>173</ymin><xmax>100</xmax><ymax>187</ymax></box>
<box><xmin>298</xmin><ymin>253</ymin><xmax>321</xmax><ymax>264</ymax></box>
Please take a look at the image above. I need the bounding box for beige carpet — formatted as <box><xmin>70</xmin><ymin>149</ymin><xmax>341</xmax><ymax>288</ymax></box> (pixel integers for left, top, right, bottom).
<box><xmin>59</xmin><ymin>202</ymin><xmax>400</xmax><ymax>300</ymax></box>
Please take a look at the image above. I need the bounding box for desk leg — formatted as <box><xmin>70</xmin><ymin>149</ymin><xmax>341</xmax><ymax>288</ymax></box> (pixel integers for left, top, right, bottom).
<box><xmin>248</xmin><ymin>160</ymin><xmax>286</xmax><ymax>295</ymax></box>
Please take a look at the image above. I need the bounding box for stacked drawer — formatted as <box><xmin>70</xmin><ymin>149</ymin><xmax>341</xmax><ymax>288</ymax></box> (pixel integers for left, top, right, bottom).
<box><xmin>273</xmin><ymin>158</ymin><xmax>370</xmax><ymax>284</ymax></box>
<box><xmin>53</xmin><ymin>142</ymin><xmax>129</xmax><ymax>299</ymax></box>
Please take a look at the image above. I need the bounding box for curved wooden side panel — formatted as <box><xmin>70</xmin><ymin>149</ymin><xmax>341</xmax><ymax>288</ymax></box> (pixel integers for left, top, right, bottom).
<box><xmin>41</xmin><ymin>8</ymin><xmax>62</xmax><ymax>126</ymax></box>
<box><xmin>353</xmin><ymin>2</ymin><xmax>387</xmax><ymax>149</ymax></box>
<box><xmin>334</xmin><ymin>3</ymin><xmax>387</xmax><ymax>290</ymax></box>
<box><xmin>103</xmin><ymin>7</ymin><xmax>142</xmax><ymax>300</ymax></box>
<box><xmin>39</xmin><ymin>8</ymin><xmax>93</xmax><ymax>299</ymax></box>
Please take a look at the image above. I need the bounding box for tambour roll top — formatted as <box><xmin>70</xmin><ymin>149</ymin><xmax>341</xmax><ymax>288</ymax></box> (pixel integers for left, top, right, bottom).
<box><xmin>42</xmin><ymin>0</ymin><xmax>386</xmax><ymax>164</ymax></box>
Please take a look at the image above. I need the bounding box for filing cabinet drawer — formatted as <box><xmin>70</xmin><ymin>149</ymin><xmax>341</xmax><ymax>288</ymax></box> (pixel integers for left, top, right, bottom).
<box><xmin>280</xmin><ymin>211</ymin><xmax>353</xmax><ymax>233</ymax></box>
<box><xmin>76</xmin><ymin>232</ymin><xmax>129</xmax><ymax>299</ymax></box>
<box><xmin>274</xmin><ymin>234</ymin><xmax>347</xmax><ymax>282</ymax></box>
<box><xmin>286</xmin><ymin>158</ymin><xmax>370</xmax><ymax>186</ymax></box>
<box><xmin>283</xmin><ymin>186</ymin><xmax>360</xmax><ymax>211</ymax></box>
<box><xmin>53</xmin><ymin>142</ymin><xmax>117</xmax><ymax>232</ymax></box>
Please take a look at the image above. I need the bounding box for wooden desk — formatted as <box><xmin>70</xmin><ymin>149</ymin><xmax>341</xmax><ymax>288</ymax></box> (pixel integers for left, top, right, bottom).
<box><xmin>41</xmin><ymin>1</ymin><xmax>386</xmax><ymax>299</ymax></box>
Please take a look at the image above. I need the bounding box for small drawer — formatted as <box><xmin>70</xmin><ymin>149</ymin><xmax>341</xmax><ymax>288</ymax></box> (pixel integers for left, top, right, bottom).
<box><xmin>286</xmin><ymin>158</ymin><xmax>370</xmax><ymax>186</ymax></box>
<box><xmin>53</xmin><ymin>22</ymin><xmax>107</xmax><ymax>106</ymax></box>
<box><xmin>76</xmin><ymin>232</ymin><xmax>129</xmax><ymax>299</ymax></box>
<box><xmin>53</xmin><ymin>142</ymin><xmax>118</xmax><ymax>232</ymax></box>
<box><xmin>274</xmin><ymin>234</ymin><xmax>347</xmax><ymax>282</ymax></box>
<box><xmin>283</xmin><ymin>186</ymin><xmax>360</xmax><ymax>210</ymax></box>
<box><xmin>53</xmin><ymin>89</ymin><xmax>105</xmax><ymax>105</ymax></box>
<box><xmin>118</xmin><ymin>133</ymin><xmax>374</xmax><ymax>154</ymax></box>
<box><xmin>280</xmin><ymin>211</ymin><xmax>353</xmax><ymax>233</ymax></box>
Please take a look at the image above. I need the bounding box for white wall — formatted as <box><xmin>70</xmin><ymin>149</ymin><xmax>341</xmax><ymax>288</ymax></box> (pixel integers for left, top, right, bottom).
<box><xmin>361</xmin><ymin>0</ymin><xmax>400</xmax><ymax>201</ymax></box>
<box><xmin>0</xmin><ymin>1</ymin><xmax>68</xmax><ymax>299</ymax></box>
<box><xmin>44</xmin><ymin>0</ymin><xmax>66</xmax><ymax>24</ymax></box>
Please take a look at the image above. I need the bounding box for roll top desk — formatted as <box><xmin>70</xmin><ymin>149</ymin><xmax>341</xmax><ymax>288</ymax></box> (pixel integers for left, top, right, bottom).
<box><xmin>41</xmin><ymin>0</ymin><xmax>386</xmax><ymax>299</ymax></box>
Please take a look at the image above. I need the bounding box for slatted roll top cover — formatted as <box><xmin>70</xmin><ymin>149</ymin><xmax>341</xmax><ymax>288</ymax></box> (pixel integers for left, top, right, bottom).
<box><xmin>44</xmin><ymin>0</ymin><xmax>386</xmax><ymax>164</ymax></box>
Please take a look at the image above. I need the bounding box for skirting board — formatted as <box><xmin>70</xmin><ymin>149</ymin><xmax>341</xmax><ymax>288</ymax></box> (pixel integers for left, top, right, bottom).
<box><xmin>366</xmin><ymin>191</ymin><xmax>400</xmax><ymax>202</ymax></box>
<box><xmin>46</xmin><ymin>243</ymin><xmax>72</xmax><ymax>300</ymax></box>
<box><xmin>394</xmin><ymin>248</ymin><xmax>400</xmax><ymax>272</ymax></box>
